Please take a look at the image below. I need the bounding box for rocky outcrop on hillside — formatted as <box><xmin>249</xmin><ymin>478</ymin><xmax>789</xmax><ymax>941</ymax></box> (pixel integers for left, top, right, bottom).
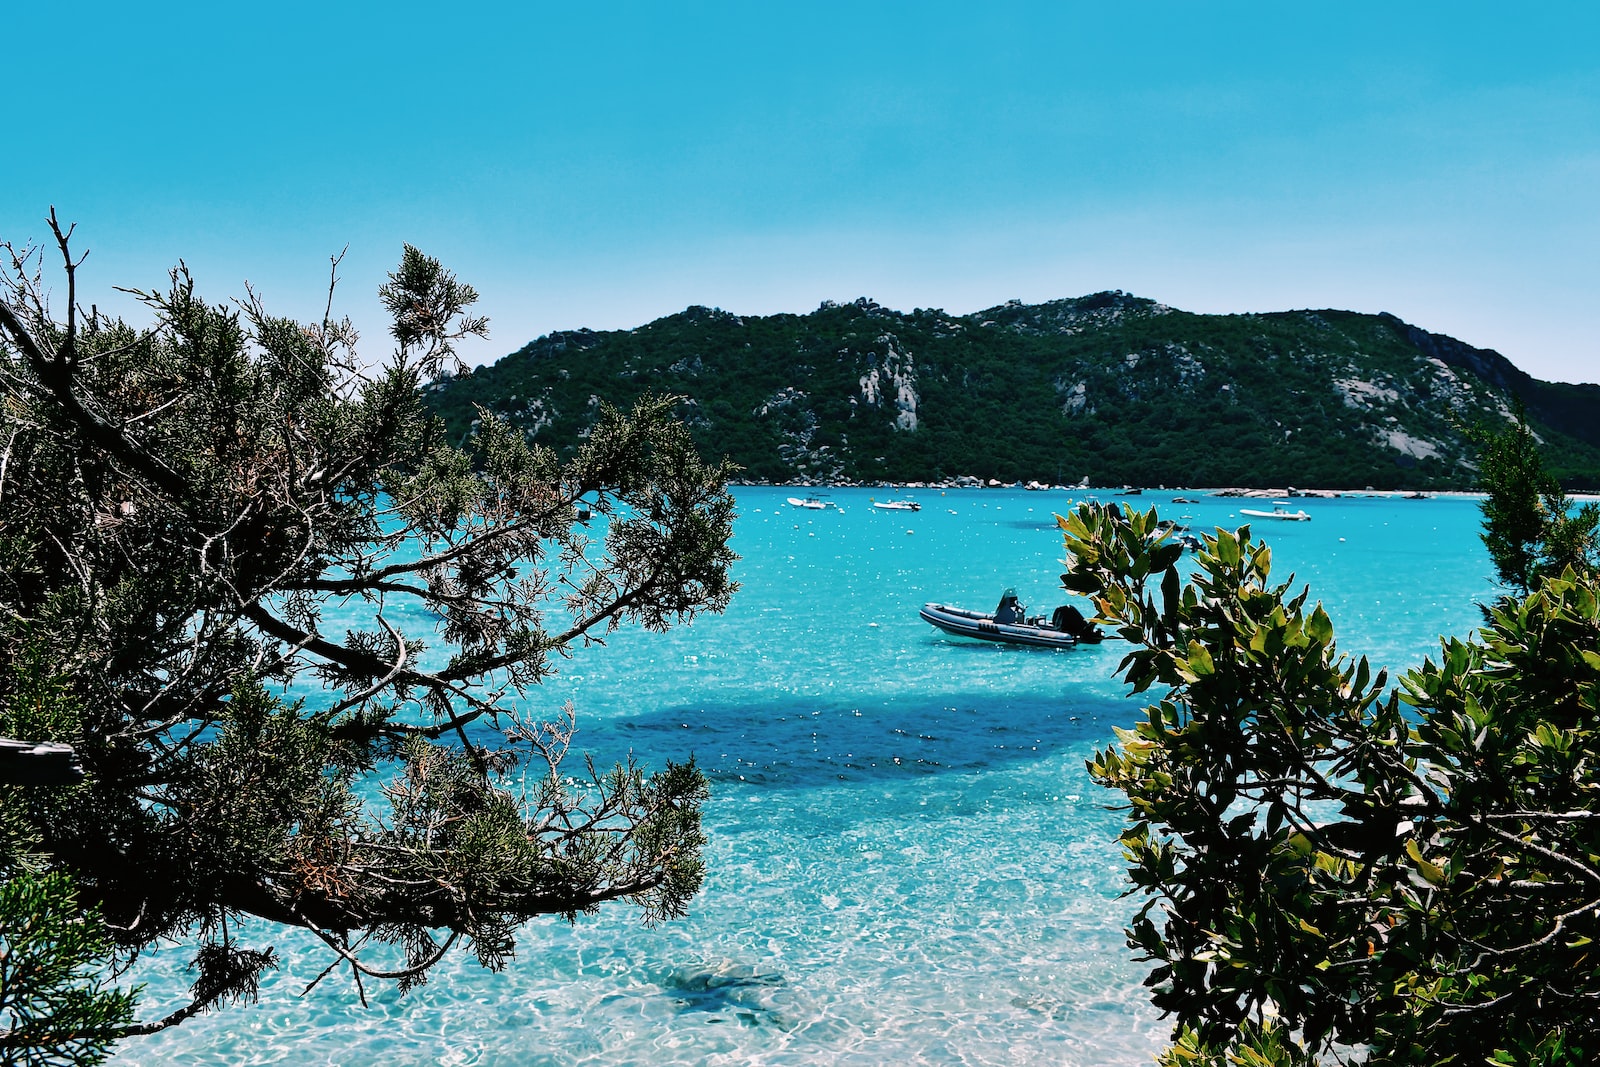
<box><xmin>856</xmin><ymin>334</ymin><xmax>919</xmax><ymax>431</ymax></box>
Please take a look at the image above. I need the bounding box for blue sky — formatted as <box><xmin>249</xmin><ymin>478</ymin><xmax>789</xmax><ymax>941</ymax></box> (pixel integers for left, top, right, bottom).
<box><xmin>6</xmin><ymin>2</ymin><xmax>1598</xmax><ymax>382</ymax></box>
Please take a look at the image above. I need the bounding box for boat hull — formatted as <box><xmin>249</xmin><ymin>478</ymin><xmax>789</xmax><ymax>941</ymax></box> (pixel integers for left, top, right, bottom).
<box><xmin>919</xmin><ymin>603</ymin><xmax>1085</xmax><ymax>649</ymax></box>
<box><xmin>1239</xmin><ymin>507</ymin><xmax>1310</xmax><ymax>521</ymax></box>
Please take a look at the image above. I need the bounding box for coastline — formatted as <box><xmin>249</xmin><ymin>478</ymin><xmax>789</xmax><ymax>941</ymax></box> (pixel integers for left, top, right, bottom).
<box><xmin>734</xmin><ymin>477</ymin><xmax>1491</xmax><ymax>500</ymax></box>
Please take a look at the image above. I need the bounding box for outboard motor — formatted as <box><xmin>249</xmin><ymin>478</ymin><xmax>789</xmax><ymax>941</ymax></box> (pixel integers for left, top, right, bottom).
<box><xmin>1051</xmin><ymin>604</ymin><xmax>1103</xmax><ymax>643</ymax></box>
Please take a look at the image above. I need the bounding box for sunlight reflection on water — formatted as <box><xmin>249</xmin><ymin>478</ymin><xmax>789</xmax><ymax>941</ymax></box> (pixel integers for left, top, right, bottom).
<box><xmin>113</xmin><ymin>488</ymin><xmax>1492</xmax><ymax>1066</ymax></box>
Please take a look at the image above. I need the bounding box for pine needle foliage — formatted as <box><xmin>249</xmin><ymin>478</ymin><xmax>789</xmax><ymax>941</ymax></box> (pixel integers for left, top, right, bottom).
<box><xmin>0</xmin><ymin>213</ymin><xmax>735</xmax><ymax>1048</ymax></box>
<box><xmin>0</xmin><ymin>871</ymin><xmax>138</xmax><ymax>1066</ymax></box>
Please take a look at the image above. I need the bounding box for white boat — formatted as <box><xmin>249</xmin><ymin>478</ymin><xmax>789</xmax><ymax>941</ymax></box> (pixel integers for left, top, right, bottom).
<box><xmin>1239</xmin><ymin>501</ymin><xmax>1311</xmax><ymax>522</ymax></box>
<box><xmin>872</xmin><ymin>500</ymin><xmax>921</xmax><ymax>511</ymax></box>
<box><xmin>787</xmin><ymin>496</ymin><xmax>830</xmax><ymax>510</ymax></box>
<box><xmin>919</xmin><ymin>590</ymin><xmax>1103</xmax><ymax>650</ymax></box>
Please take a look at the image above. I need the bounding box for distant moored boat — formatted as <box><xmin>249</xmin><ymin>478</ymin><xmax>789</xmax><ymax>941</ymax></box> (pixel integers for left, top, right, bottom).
<box><xmin>1239</xmin><ymin>500</ymin><xmax>1311</xmax><ymax>521</ymax></box>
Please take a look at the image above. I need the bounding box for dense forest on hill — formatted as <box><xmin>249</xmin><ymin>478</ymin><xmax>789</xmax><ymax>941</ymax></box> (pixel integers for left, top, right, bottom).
<box><xmin>423</xmin><ymin>293</ymin><xmax>1600</xmax><ymax>490</ymax></box>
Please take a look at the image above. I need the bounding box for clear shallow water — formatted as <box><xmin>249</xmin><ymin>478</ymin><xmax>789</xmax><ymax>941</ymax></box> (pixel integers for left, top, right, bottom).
<box><xmin>113</xmin><ymin>488</ymin><xmax>1494</xmax><ymax>1066</ymax></box>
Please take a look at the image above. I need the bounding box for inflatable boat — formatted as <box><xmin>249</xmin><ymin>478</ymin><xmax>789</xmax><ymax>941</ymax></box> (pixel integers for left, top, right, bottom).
<box><xmin>919</xmin><ymin>590</ymin><xmax>1102</xmax><ymax>649</ymax></box>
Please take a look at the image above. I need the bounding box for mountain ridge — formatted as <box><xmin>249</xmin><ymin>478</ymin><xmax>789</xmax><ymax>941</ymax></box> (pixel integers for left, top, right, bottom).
<box><xmin>423</xmin><ymin>293</ymin><xmax>1600</xmax><ymax>491</ymax></box>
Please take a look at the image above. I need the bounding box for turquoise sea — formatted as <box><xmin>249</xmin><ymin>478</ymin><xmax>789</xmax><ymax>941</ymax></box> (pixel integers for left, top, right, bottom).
<box><xmin>113</xmin><ymin>487</ymin><xmax>1495</xmax><ymax>1066</ymax></box>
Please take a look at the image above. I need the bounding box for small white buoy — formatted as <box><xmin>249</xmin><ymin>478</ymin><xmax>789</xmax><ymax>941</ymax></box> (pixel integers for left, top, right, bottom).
<box><xmin>906</xmin><ymin>529</ymin><xmax>914</xmax><ymax>535</ymax></box>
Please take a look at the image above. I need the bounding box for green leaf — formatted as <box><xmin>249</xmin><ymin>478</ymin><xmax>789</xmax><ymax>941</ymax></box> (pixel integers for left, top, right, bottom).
<box><xmin>1161</xmin><ymin>564</ymin><xmax>1182</xmax><ymax>626</ymax></box>
<box><xmin>1215</xmin><ymin>530</ymin><xmax>1240</xmax><ymax>567</ymax></box>
<box><xmin>1306</xmin><ymin>603</ymin><xmax>1333</xmax><ymax>647</ymax></box>
<box><xmin>1405</xmin><ymin>839</ymin><xmax>1446</xmax><ymax>886</ymax></box>
<box><xmin>1150</xmin><ymin>542</ymin><xmax>1185</xmax><ymax>574</ymax></box>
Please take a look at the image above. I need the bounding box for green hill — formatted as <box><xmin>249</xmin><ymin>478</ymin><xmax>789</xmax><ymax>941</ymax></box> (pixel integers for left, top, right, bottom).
<box><xmin>422</xmin><ymin>293</ymin><xmax>1600</xmax><ymax>490</ymax></box>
